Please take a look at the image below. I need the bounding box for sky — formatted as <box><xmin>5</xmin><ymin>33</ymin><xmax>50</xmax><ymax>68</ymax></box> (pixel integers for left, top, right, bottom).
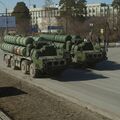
<box><xmin>0</xmin><ymin>0</ymin><xmax>112</xmax><ymax>12</ymax></box>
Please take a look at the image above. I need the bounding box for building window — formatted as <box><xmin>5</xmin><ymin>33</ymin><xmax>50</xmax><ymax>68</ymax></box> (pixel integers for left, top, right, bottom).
<box><xmin>51</xmin><ymin>10</ymin><xmax>55</xmax><ymax>17</ymax></box>
<box><xmin>36</xmin><ymin>11</ymin><xmax>37</xmax><ymax>17</ymax></box>
<box><xmin>39</xmin><ymin>12</ymin><xmax>41</xmax><ymax>17</ymax></box>
<box><xmin>89</xmin><ymin>9</ymin><xmax>91</xmax><ymax>13</ymax></box>
<box><xmin>92</xmin><ymin>9</ymin><xmax>95</xmax><ymax>13</ymax></box>
<box><xmin>41</xmin><ymin>10</ymin><xmax>43</xmax><ymax>17</ymax></box>
<box><xmin>43</xmin><ymin>10</ymin><xmax>45</xmax><ymax>17</ymax></box>
<box><xmin>32</xmin><ymin>12</ymin><xmax>34</xmax><ymax>16</ymax></box>
<box><xmin>100</xmin><ymin>9</ymin><xmax>103</xmax><ymax>12</ymax></box>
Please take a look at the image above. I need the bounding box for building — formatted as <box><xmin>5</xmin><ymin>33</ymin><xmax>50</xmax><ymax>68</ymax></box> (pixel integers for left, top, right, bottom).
<box><xmin>7</xmin><ymin>6</ymin><xmax>60</xmax><ymax>32</ymax></box>
<box><xmin>29</xmin><ymin>6</ymin><xmax>60</xmax><ymax>32</ymax></box>
<box><xmin>86</xmin><ymin>3</ymin><xmax>113</xmax><ymax>17</ymax></box>
<box><xmin>7</xmin><ymin>3</ymin><xmax>118</xmax><ymax>32</ymax></box>
<box><xmin>30</xmin><ymin>6</ymin><xmax>60</xmax><ymax>25</ymax></box>
<box><xmin>86</xmin><ymin>3</ymin><xmax>119</xmax><ymax>29</ymax></box>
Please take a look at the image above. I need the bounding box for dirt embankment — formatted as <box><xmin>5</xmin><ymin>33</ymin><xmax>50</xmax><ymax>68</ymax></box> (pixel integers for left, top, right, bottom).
<box><xmin>0</xmin><ymin>70</ymin><xmax>111</xmax><ymax>120</ymax></box>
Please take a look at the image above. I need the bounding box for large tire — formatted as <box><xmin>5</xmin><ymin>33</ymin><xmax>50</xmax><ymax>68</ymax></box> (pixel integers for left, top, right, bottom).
<box><xmin>4</xmin><ymin>55</ymin><xmax>10</xmax><ymax>67</ymax></box>
<box><xmin>30</xmin><ymin>63</ymin><xmax>38</xmax><ymax>78</ymax></box>
<box><xmin>87</xmin><ymin>63</ymin><xmax>96</xmax><ymax>68</ymax></box>
<box><xmin>10</xmin><ymin>58</ymin><xmax>16</xmax><ymax>70</ymax></box>
<box><xmin>21</xmin><ymin>60</ymin><xmax>28</xmax><ymax>74</ymax></box>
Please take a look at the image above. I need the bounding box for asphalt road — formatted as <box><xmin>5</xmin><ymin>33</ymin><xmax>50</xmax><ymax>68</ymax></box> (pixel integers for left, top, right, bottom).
<box><xmin>0</xmin><ymin>48</ymin><xmax>120</xmax><ymax>120</ymax></box>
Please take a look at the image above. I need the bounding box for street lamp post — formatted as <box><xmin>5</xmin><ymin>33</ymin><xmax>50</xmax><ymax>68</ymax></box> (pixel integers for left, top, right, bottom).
<box><xmin>6</xmin><ymin>8</ymin><xmax>8</xmax><ymax>34</ymax></box>
<box><xmin>48</xmin><ymin>7</ymin><xmax>51</xmax><ymax>33</ymax></box>
<box><xmin>89</xmin><ymin>23</ymin><xmax>94</xmax><ymax>41</ymax></box>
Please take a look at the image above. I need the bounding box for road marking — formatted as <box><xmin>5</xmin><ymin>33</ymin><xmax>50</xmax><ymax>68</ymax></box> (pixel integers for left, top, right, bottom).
<box><xmin>0</xmin><ymin>111</ymin><xmax>11</xmax><ymax>120</ymax></box>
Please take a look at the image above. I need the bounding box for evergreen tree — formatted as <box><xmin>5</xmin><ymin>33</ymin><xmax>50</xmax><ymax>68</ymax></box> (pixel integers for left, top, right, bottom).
<box><xmin>12</xmin><ymin>2</ymin><xmax>31</xmax><ymax>35</ymax></box>
<box><xmin>59</xmin><ymin>0</ymin><xmax>86</xmax><ymax>19</ymax></box>
<box><xmin>112</xmin><ymin>0</ymin><xmax>120</xmax><ymax>9</ymax></box>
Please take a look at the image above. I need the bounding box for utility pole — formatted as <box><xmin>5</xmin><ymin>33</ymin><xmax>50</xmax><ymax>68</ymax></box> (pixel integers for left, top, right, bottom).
<box><xmin>6</xmin><ymin>8</ymin><xmax>8</xmax><ymax>34</ymax></box>
<box><xmin>89</xmin><ymin>23</ymin><xmax>94</xmax><ymax>41</ymax></box>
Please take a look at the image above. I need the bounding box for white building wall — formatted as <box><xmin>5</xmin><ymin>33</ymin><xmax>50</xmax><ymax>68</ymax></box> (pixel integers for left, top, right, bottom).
<box><xmin>38</xmin><ymin>17</ymin><xmax>58</xmax><ymax>32</ymax></box>
<box><xmin>7</xmin><ymin>3</ymin><xmax>118</xmax><ymax>32</ymax></box>
<box><xmin>86</xmin><ymin>3</ymin><xmax>113</xmax><ymax>17</ymax></box>
<box><xmin>30</xmin><ymin>7</ymin><xmax>60</xmax><ymax>25</ymax></box>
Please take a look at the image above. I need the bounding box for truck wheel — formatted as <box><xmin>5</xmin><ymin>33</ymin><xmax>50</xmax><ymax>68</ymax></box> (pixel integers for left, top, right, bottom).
<box><xmin>30</xmin><ymin>63</ymin><xmax>38</xmax><ymax>78</ymax></box>
<box><xmin>4</xmin><ymin>56</ymin><xmax>10</xmax><ymax>67</ymax></box>
<box><xmin>87</xmin><ymin>63</ymin><xmax>96</xmax><ymax>68</ymax></box>
<box><xmin>10</xmin><ymin>58</ymin><xmax>16</xmax><ymax>70</ymax></box>
<box><xmin>21</xmin><ymin>60</ymin><xmax>28</xmax><ymax>74</ymax></box>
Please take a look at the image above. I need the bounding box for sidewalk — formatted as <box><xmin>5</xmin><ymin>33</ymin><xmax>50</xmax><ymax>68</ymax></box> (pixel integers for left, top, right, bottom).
<box><xmin>100</xmin><ymin>42</ymin><xmax>120</xmax><ymax>47</ymax></box>
<box><xmin>0</xmin><ymin>111</ymin><xmax>11</xmax><ymax>120</ymax></box>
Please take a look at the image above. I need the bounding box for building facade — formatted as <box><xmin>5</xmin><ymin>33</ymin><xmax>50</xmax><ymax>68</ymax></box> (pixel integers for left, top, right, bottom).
<box><xmin>7</xmin><ymin>6</ymin><xmax>60</xmax><ymax>32</ymax></box>
<box><xmin>7</xmin><ymin>3</ymin><xmax>118</xmax><ymax>32</ymax></box>
<box><xmin>30</xmin><ymin>6</ymin><xmax>60</xmax><ymax>25</ymax></box>
<box><xmin>86</xmin><ymin>3</ymin><xmax>113</xmax><ymax>17</ymax></box>
<box><xmin>86</xmin><ymin>3</ymin><xmax>118</xmax><ymax>29</ymax></box>
<box><xmin>29</xmin><ymin>6</ymin><xmax>60</xmax><ymax>32</ymax></box>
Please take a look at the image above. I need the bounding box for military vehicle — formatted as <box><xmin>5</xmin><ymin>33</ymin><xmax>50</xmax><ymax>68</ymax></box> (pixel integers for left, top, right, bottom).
<box><xmin>37</xmin><ymin>34</ymin><xmax>107</xmax><ymax>67</ymax></box>
<box><xmin>33</xmin><ymin>34</ymin><xmax>72</xmax><ymax>63</ymax></box>
<box><xmin>0</xmin><ymin>35</ymin><xmax>67</xmax><ymax>78</ymax></box>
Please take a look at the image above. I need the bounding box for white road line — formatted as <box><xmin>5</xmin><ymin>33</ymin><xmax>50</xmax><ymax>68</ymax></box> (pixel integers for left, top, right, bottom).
<box><xmin>0</xmin><ymin>111</ymin><xmax>11</xmax><ymax>120</ymax></box>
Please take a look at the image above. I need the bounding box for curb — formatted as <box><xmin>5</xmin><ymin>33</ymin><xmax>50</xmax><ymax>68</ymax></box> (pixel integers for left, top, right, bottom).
<box><xmin>0</xmin><ymin>111</ymin><xmax>11</xmax><ymax>120</ymax></box>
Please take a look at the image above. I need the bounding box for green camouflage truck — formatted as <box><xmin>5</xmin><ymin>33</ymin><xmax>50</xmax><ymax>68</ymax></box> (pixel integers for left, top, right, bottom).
<box><xmin>0</xmin><ymin>35</ymin><xmax>67</xmax><ymax>77</ymax></box>
<box><xmin>33</xmin><ymin>34</ymin><xmax>72</xmax><ymax>63</ymax></box>
<box><xmin>37</xmin><ymin>34</ymin><xmax>107</xmax><ymax>67</ymax></box>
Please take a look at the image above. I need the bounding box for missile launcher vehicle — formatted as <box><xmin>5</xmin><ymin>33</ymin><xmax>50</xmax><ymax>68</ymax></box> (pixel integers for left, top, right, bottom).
<box><xmin>37</xmin><ymin>34</ymin><xmax>107</xmax><ymax>67</ymax></box>
<box><xmin>0</xmin><ymin>35</ymin><xmax>67</xmax><ymax>78</ymax></box>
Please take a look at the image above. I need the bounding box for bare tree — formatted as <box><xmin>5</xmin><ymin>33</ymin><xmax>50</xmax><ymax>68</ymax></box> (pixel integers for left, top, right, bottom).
<box><xmin>44</xmin><ymin>0</ymin><xmax>53</xmax><ymax>7</ymax></box>
<box><xmin>0</xmin><ymin>28</ymin><xmax>5</xmax><ymax>42</ymax></box>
